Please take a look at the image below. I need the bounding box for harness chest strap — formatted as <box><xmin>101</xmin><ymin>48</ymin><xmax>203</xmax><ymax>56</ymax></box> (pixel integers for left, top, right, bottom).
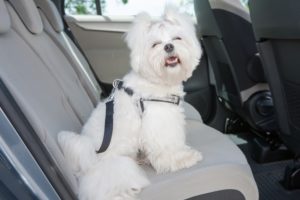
<box><xmin>96</xmin><ymin>80</ymin><xmax>181</xmax><ymax>154</ymax></box>
<box><xmin>139</xmin><ymin>95</ymin><xmax>180</xmax><ymax>113</ymax></box>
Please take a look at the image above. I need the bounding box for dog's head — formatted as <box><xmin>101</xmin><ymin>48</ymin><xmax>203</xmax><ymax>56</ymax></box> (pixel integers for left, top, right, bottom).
<box><xmin>125</xmin><ymin>6</ymin><xmax>202</xmax><ymax>85</ymax></box>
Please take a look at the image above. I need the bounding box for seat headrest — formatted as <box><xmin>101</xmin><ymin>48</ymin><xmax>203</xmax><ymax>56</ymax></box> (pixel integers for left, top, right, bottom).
<box><xmin>34</xmin><ymin>0</ymin><xmax>63</xmax><ymax>32</ymax></box>
<box><xmin>9</xmin><ymin>0</ymin><xmax>43</xmax><ymax>34</ymax></box>
<box><xmin>209</xmin><ymin>0</ymin><xmax>250</xmax><ymax>22</ymax></box>
<box><xmin>0</xmin><ymin>0</ymin><xmax>11</xmax><ymax>34</ymax></box>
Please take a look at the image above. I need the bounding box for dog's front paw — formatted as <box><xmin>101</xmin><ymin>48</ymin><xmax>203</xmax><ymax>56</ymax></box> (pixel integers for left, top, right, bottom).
<box><xmin>169</xmin><ymin>149</ymin><xmax>202</xmax><ymax>172</ymax></box>
<box><xmin>151</xmin><ymin>148</ymin><xmax>203</xmax><ymax>173</ymax></box>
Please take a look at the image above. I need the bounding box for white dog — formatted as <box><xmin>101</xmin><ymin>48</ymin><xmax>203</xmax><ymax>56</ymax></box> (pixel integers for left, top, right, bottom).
<box><xmin>58</xmin><ymin>6</ymin><xmax>202</xmax><ymax>200</ymax></box>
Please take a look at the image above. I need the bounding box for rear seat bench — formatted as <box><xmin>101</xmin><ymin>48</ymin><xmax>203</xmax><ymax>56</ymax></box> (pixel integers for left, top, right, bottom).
<box><xmin>0</xmin><ymin>0</ymin><xmax>258</xmax><ymax>199</ymax></box>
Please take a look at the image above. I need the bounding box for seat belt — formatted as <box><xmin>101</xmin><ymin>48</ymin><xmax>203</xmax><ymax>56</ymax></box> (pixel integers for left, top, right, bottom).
<box><xmin>62</xmin><ymin>16</ymin><xmax>109</xmax><ymax>97</ymax></box>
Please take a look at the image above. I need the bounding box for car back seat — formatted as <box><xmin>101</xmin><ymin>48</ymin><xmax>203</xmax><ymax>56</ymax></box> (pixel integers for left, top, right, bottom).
<box><xmin>0</xmin><ymin>0</ymin><xmax>258</xmax><ymax>199</ymax></box>
<box><xmin>0</xmin><ymin>0</ymin><xmax>80</xmax><ymax>191</ymax></box>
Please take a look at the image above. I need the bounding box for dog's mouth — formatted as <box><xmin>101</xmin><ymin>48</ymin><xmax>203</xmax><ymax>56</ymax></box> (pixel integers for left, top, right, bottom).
<box><xmin>165</xmin><ymin>56</ymin><xmax>180</xmax><ymax>67</ymax></box>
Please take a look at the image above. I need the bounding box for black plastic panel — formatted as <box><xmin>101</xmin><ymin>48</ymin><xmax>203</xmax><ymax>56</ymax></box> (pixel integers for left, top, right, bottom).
<box><xmin>184</xmin><ymin>50</ymin><xmax>215</xmax><ymax>122</ymax></box>
<box><xmin>249</xmin><ymin>0</ymin><xmax>300</xmax><ymax>40</ymax></box>
<box><xmin>257</xmin><ymin>40</ymin><xmax>300</xmax><ymax>154</ymax></box>
<box><xmin>186</xmin><ymin>189</ymin><xmax>245</xmax><ymax>200</ymax></box>
<box><xmin>194</xmin><ymin>0</ymin><xmax>222</xmax><ymax>37</ymax></box>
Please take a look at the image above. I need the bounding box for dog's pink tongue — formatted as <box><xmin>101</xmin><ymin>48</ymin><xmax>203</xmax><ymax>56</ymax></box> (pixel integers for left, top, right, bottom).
<box><xmin>166</xmin><ymin>56</ymin><xmax>179</xmax><ymax>66</ymax></box>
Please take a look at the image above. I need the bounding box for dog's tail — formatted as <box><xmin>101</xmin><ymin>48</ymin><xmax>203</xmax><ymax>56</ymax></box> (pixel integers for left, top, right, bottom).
<box><xmin>57</xmin><ymin>131</ymin><xmax>98</xmax><ymax>174</ymax></box>
<box><xmin>78</xmin><ymin>156</ymin><xmax>150</xmax><ymax>200</ymax></box>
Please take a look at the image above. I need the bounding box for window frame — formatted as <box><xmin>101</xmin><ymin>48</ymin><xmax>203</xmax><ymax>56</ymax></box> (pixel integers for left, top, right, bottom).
<box><xmin>95</xmin><ymin>0</ymin><xmax>102</xmax><ymax>15</ymax></box>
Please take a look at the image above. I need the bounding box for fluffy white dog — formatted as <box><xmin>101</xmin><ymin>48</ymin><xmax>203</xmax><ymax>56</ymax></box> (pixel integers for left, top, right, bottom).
<box><xmin>58</xmin><ymin>6</ymin><xmax>202</xmax><ymax>200</ymax></box>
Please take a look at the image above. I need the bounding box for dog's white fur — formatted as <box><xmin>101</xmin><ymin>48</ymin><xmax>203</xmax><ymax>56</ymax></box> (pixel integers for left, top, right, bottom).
<box><xmin>58</xmin><ymin>6</ymin><xmax>202</xmax><ymax>200</ymax></box>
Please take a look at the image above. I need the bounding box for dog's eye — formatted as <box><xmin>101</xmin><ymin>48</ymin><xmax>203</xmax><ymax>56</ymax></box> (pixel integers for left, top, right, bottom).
<box><xmin>152</xmin><ymin>42</ymin><xmax>162</xmax><ymax>48</ymax></box>
<box><xmin>173</xmin><ymin>37</ymin><xmax>182</xmax><ymax>40</ymax></box>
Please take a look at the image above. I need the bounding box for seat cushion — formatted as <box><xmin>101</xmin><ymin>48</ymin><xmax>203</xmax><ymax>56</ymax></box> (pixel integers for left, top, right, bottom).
<box><xmin>182</xmin><ymin>101</ymin><xmax>203</xmax><ymax>122</ymax></box>
<box><xmin>140</xmin><ymin>121</ymin><xmax>258</xmax><ymax>200</ymax></box>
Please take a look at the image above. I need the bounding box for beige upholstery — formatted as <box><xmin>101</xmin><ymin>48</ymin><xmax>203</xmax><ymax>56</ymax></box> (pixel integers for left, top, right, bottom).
<box><xmin>7</xmin><ymin>0</ymin><xmax>94</xmax><ymax>124</ymax></box>
<box><xmin>34</xmin><ymin>0</ymin><xmax>63</xmax><ymax>32</ymax></box>
<box><xmin>36</xmin><ymin>0</ymin><xmax>101</xmax><ymax>105</ymax></box>
<box><xmin>0</xmin><ymin>0</ymin><xmax>258</xmax><ymax>199</ymax></box>
<box><xmin>9</xmin><ymin>0</ymin><xmax>43</xmax><ymax>33</ymax></box>
<box><xmin>141</xmin><ymin>121</ymin><xmax>258</xmax><ymax>200</ymax></box>
<box><xmin>182</xmin><ymin>101</ymin><xmax>203</xmax><ymax>122</ymax></box>
<box><xmin>0</xmin><ymin>0</ymin><xmax>10</xmax><ymax>33</ymax></box>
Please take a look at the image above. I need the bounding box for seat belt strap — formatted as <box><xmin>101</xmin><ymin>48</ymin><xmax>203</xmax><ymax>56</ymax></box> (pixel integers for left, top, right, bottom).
<box><xmin>96</xmin><ymin>100</ymin><xmax>114</xmax><ymax>153</ymax></box>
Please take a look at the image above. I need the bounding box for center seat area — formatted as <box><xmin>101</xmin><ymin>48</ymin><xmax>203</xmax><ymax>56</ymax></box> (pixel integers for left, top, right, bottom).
<box><xmin>0</xmin><ymin>0</ymin><xmax>258</xmax><ymax>199</ymax></box>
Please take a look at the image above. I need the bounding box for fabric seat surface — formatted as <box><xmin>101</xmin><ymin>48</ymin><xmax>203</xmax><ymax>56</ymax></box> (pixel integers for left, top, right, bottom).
<box><xmin>34</xmin><ymin>0</ymin><xmax>102</xmax><ymax>106</ymax></box>
<box><xmin>140</xmin><ymin>121</ymin><xmax>258</xmax><ymax>200</ymax></box>
<box><xmin>0</xmin><ymin>0</ymin><xmax>80</xmax><ymax>190</ymax></box>
<box><xmin>6</xmin><ymin>0</ymin><xmax>94</xmax><ymax>124</ymax></box>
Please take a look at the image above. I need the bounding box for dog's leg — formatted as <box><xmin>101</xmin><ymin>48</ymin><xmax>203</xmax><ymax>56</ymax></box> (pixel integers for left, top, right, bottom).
<box><xmin>57</xmin><ymin>131</ymin><xmax>98</xmax><ymax>174</ymax></box>
<box><xmin>141</xmin><ymin>105</ymin><xmax>203</xmax><ymax>173</ymax></box>
<box><xmin>147</xmin><ymin>145</ymin><xmax>202</xmax><ymax>173</ymax></box>
<box><xmin>78</xmin><ymin>156</ymin><xmax>150</xmax><ymax>200</ymax></box>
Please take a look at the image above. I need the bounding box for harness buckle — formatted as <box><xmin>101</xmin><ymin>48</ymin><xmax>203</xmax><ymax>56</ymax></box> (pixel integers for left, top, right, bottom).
<box><xmin>168</xmin><ymin>95</ymin><xmax>180</xmax><ymax>105</ymax></box>
<box><xmin>105</xmin><ymin>79</ymin><xmax>122</xmax><ymax>102</ymax></box>
<box><xmin>139</xmin><ymin>95</ymin><xmax>181</xmax><ymax>113</ymax></box>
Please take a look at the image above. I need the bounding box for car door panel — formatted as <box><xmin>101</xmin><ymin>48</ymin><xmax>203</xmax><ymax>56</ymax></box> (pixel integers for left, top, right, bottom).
<box><xmin>65</xmin><ymin>15</ymin><xmax>131</xmax><ymax>83</ymax></box>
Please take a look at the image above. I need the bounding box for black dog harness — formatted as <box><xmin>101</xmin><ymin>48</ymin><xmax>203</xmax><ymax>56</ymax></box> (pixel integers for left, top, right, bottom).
<box><xmin>96</xmin><ymin>80</ymin><xmax>181</xmax><ymax>153</ymax></box>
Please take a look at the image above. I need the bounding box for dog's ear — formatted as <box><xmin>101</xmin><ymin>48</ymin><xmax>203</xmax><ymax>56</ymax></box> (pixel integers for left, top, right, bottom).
<box><xmin>163</xmin><ymin>5</ymin><xmax>181</xmax><ymax>25</ymax></box>
<box><xmin>163</xmin><ymin>5</ymin><xmax>195</xmax><ymax>33</ymax></box>
<box><xmin>124</xmin><ymin>12</ymin><xmax>152</xmax><ymax>50</ymax></box>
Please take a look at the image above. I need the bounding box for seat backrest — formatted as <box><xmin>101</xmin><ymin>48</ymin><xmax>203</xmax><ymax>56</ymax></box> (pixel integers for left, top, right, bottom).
<box><xmin>0</xmin><ymin>0</ymin><xmax>99</xmax><ymax>191</ymax></box>
<box><xmin>7</xmin><ymin>0</ymin><xmax>94</xmax><ymax>124</ymax></box>
<box><xmin>34</xmin><ymin>0</ymin><xmax>102</xmax><ymax>106</ymax></box>
<box><xmin>249</xmin><ymin>0</ymin><xmax>300</xmax><ymax>155</ymax></box>
<box><xmin>194</xmin><ymin>0</ymin><xmax>266</xmax><ymax>110</ymax></box>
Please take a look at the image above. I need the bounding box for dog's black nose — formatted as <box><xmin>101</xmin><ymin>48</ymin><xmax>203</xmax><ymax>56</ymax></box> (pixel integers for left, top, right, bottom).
<box><xmin>164</xmin><ymin>43</ymin><xmax>174</xmax><ymax>53</ymax></box>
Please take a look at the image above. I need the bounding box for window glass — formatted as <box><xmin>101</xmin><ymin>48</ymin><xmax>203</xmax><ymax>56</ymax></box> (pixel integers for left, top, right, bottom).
<box><xmin>65</xmin><ymin>0</ymin><xmax>97</xmax><ymax>15</ymax></box>
<box><xmin>65</xmin><ymin>0</ymin><xmax>195</xmax><ymax>17</ymax></box>
<box><xmin>240</xmin><ymin>0</ymin><xmax>249</xmax><ymax>8</ymax></box>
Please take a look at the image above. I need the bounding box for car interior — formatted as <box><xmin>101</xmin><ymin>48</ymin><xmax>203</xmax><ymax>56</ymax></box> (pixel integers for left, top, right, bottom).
<box><xmin>0</xmin><ymin>0</ymin><xmax>299</xmax><ymax>200</ymax></box>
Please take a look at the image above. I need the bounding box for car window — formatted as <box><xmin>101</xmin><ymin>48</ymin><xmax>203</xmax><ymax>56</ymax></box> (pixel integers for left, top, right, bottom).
<box><xmin>65</xmin><ymin>0</ymin><xmax>195</xmax><ymax>17</ymax></box>
<box><xmin>65</xmin><ymin>0</ymin><xmax>98</xmax><ymax>15</ymax></box>
<box><xmin>240</xmin><ymin>0</ymin><xmax>249</xmax><ymax>8</ymax></box>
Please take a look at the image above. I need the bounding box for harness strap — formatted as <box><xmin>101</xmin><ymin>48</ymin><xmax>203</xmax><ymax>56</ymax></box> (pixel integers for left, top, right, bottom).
<box><xmin>96</xmin><ymin>100</ymin><xmax>114</xmax><ymax>153</ymax></box>
<box><xmin>96</xmin><ymin>80</ymin><xmax>133</xmax><ymax>154</ymax></box>
<box><xmin>96</xmin><ymin>80</ymin><xmax>180</xmax><ymax>154</ymax></box>
<box><xmin>116</xmin><ymin>80</ymin><xmax>134</xmax><ymax>96</ymax></box>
